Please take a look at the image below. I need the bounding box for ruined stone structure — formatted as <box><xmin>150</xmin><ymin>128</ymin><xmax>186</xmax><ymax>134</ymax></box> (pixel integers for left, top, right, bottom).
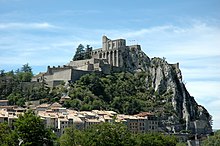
<box><xmin>70</xmin><ymin>35</ymin><xmax>141</xmax><ymax>68</ymax></box>
<box><xmin>91</xmin><ymin>36</ymin><xmax>127</xmax><ymax>67</ymax></box>
<box><xmin>32</xmin><ymin>36</ymin><xmax>141</xmax><ymax>87</ymax></box>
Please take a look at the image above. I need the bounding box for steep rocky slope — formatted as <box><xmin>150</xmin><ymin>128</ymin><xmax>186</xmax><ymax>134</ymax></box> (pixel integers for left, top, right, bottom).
<box><xmin>122</xmin><ymin>47</ymin><xmax>212</xmax><ymax>134</ymax></box>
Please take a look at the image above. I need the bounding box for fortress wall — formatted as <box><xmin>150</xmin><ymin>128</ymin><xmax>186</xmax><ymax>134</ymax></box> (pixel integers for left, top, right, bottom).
<box><xmin>71</xmin><ymin>69</ymin><xmax>100</xmax><ymax>82</ymax></box>
<box><xmin>68</xmin><ymin>58</ymin><xmax>95</xmax><ymax>67</ymax></box>
<box><xmin>43</xmin><ymin>74</ymin><xmax>54</xmax><ymax>87</ymax></box>
<box><xmin>93</xmin><ymin>58</ymin><xmax>103</xmax><ymax>64</ymax></box>
<box><xmin>44</xmin><ymin>74</ymin><xmax>53</xmax><ymax>81</ymax></box>
<box><xmin>47</xmin><ymin>66</ymin><xmax>72</xmax><ymax>74</ymax></box>
<box><xmin>31</xmin><ymin>77</ymin><xmax>38</xmax><ymax>82</ymax></box>
<box><xmin>91</xmin><ymin>53</ymin><xmax>99</xmax><ymax>59</ymax></box>
<box><xmin>91</xmin><ymin>48</ymin><xmax>102</xmax><ymax>55</ymax></box>
<box><xmin>103</xmin><ymin>35</ymin><xmax>126</xmax><ymax>51</ymax></box>
<box><xmin>52</xmin><ymin>69</ymin><xmax>72</xmax><ymax>82</ymax></box>
<box><xmin>93</xmin><ymin>63</ymin><xmax>101</xmax><ymax>71</ymax></box>
<box><xmin>47</xmin><ymin>80</ymin><xmax>64</xmax><ymax>87</ymax></box>
<box><xmin>44</xmin><ymin>69</ymin><xmax>72</xmax><ymax>87</ymax></box>
<box><xmin>77</xmin><ymin>64</ymin><xmax>94</xmax><ymax>71</ymax></box>
<box><xmin>95</xmin><ymin>49</ymin><xmax>123</xmax><ymax>67</ymax></box>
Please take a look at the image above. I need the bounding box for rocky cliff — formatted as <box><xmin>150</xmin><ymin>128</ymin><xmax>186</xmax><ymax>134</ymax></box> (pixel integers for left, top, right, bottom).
<box><xmin>122</xmin><ymin>47</ymin><xmax>212</xmax><ymax>134</ymax></box>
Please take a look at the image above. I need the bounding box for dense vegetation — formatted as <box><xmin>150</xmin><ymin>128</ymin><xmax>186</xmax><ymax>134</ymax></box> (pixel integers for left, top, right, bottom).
<box><xmin>1</xmin><ymin>65</ymin><xmax>214</xmax><ymax>145</ymax></box>
<box><xmin>0</xmin><ymin>111</ymin><xmax>56</xmax><ymax>146</ymax></box>
<box><xmin>202</xmin><ymin>130</ymin><xmax>220</xmax><ymax>146</ymax></box>
<box><xmin>0</xmin><ymin>64</ymin><xmax>33</xmax><ymax>104</ymax></box>
<box><xmin>63</xmin><ymin>72</ymin><xmax>175</xmax><ymax>116</ymax></box>
<box><xmin>0</xmin><ymin>64</ymin><xmax>53</xmax><ymax>106</ymax></box>
<box><xmin>0</xmin><ymin>64</ymin><xmax>175</xmax><ymax>117</ymax></box>
<box><xmin>59</xmin><ymin>122</ymin><xmax>178</xmax><ymax>146</ymax></box>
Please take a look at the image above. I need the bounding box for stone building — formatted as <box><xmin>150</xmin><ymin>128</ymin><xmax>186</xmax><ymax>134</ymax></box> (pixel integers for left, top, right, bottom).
<box><xmin>32</xmin><ymin>35</ymin><xmax>141</xmax><ymax>87</ymax></box>
<box><xmin>0</xmin><ymin>100</ymin><xmax>9</xmax><ymax>106</ymax></box>
<box><xmin>117</xmin><ymin>112</ymin><xmax>159</xmax><ymax>134</ymax></box>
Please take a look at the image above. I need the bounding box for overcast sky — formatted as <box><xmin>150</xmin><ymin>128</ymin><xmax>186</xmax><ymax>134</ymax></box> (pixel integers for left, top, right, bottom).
<box><xmin>0</xmin><ymin>0</ymin><xmax>220</xmax><ymax>129</ymax></box>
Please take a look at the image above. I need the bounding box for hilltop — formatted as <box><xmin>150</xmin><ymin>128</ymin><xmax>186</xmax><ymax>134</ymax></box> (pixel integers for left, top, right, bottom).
<box><xmin>0</xmin><ymin>36</ymin><xmax>212</xmax><ymax>135</ymax></box>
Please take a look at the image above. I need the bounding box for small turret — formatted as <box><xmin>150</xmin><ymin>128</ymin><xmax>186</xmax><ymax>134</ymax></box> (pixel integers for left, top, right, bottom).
<box><xmin>102</xmin><ymin>35</ymin><xmax>108</xmax><ymax>51</ymax></box>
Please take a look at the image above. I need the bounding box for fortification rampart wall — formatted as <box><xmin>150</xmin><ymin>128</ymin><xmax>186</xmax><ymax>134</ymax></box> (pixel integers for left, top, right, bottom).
<box><xmin>47</xmin><ymin>66</ymin><xmax>72</xmax><ymax>74</ymax></box>
<box><xmin>52</xmin><ymin>69</ymin><xmax>72</xmax><ymax>81</ymax></box>
<box><xmin>68</xmin><ymin>58</ymin><xmax>101</xmax><ymax>68</ymax></box>
<box><xmin>45</xmin><ymin>69</ymin><xmax>72</xmax><ymax>82</ymax></box>
<box><xmin>77</xmin><ymin>64</ymin><xmax>94</xmax><ymax>71</ymax></box>
<box><xmin>71</xmin><ymin>69</ymin><xmax>100</xmax><ymax>82</ymax></box>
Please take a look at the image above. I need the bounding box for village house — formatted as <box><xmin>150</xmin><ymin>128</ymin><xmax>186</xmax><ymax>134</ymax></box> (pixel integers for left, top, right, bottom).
<box><xmin>0</xmin><ymin>103</ymin><xmax>159</xmax><ymax>136</ymax></box>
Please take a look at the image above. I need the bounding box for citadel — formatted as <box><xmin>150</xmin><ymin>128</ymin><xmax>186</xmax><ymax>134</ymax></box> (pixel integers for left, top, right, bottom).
<box><xmin>2</xmin><ymin>35</ymin><xmax>212</xmax><ymax>145</ymax></box>
<box><xmin>32</xmin><ymin>36</ymin><xmax>142</xmax><ymax>87</ymax></box>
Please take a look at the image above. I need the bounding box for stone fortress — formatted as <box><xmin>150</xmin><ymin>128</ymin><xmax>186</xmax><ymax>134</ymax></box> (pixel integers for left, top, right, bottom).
<box><xmin>32</xmin><ymin>36</ymin><xmax>142</xmax><ymax>87</ymax></box>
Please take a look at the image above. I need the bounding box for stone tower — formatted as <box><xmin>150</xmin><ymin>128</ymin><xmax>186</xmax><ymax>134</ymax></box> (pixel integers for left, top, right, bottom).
<box><xmin>102</xmin><ymin>35</ymin><xmax>108</xmax><ymax>51</ymax></box>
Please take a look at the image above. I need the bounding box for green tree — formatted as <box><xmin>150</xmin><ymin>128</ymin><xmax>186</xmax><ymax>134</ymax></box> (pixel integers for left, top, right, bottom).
<box><xmin>73</xmin><ymin>44</ymin><xmax>85</xmax><ymax>61</ymax></box>
<box><xmin>176</xmin><ymin>142</ymin><xmax>187</xmax><ymax>146</ymax></box>
<box><xmin>15</xmin><ymin>110</ymin><xmax>56</xmax><ymax>146</ymax></box>
<box><xmin>0</xmin><ymin>123</ymin><xmax>18</xmax><ymax>146</ymax></box>
<box><xmin>59</xmin><ymin>125</ymin><xmax>83</xmax><ymax>146</ymax></box>
<box><xmin>0</xmin><ymin>69</ymin><xmax>5</xmax><ymax>76</ymax></box>
<box><xmin>202</xmin><ymin>130</ymin><xmax>220</xmax><ymax>146</ymax></box>
<box><xmin>82</xmin><ymin>122</ymin><xmax>136</xmax><ymax>146</ymax></box>
<box><xmin>16</xmin><ymin>63</ymin><xmax>33</xmax><ymax>82</ymax></box>
<box><xmin>22</xmin><ymin>72</ymin><xmax>33</xmax><ymax>82</ymax></box>
<box><xmin>79</xmin><ymin>74</ymin><xmax>106</xmax><ymax>99</ymax></box>
<box><xmin>7</xmin><ymin>92</ymin><xmax>22</xmax><ymax>105</ymax></box>
<box><xmin>135</xmin><ymin>133</ymin><xmax>177</xmax><ymax>146</ymax></box>
<box><xmin>64</xmin><ymin>99</ymin><xmax>82</xmax><ymax>110</ymax></box>
<box><xmin>21</xmin><ymin>63</ymin><xmax>32</xmax><ymax>73</ymax></box>
<box><xmin>59</xmin><ymin>122</ymin><xmax>136</xmax><ymax>146</ymax></box>
<box><xmin>16</xmin><ymin>72</ymin><xmax>33</xmax><ymax>82</ymax></box>
<box><xmin>84</xmin><ymin>45</ymin><xmax>92</xmax><ymax>59</ymax></box>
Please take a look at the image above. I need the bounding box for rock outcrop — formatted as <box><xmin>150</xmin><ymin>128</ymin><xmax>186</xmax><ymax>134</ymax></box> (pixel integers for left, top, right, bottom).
<box><xmin>122</xmin><ymin>48</ymin><xmax>212</xmax><ymax>134</ymax></box>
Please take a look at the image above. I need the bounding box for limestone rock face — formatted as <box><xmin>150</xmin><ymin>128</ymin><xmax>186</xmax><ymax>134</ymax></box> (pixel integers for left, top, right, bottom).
<box><xmin>121</xmin><ymin>47</ymin><xmax>151</xmax><ymax>72</ymax></box>
<box><xmin>122</xmin><ymin>48</ymin><xmax>212</xmax><ymax>134</ymax></box>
